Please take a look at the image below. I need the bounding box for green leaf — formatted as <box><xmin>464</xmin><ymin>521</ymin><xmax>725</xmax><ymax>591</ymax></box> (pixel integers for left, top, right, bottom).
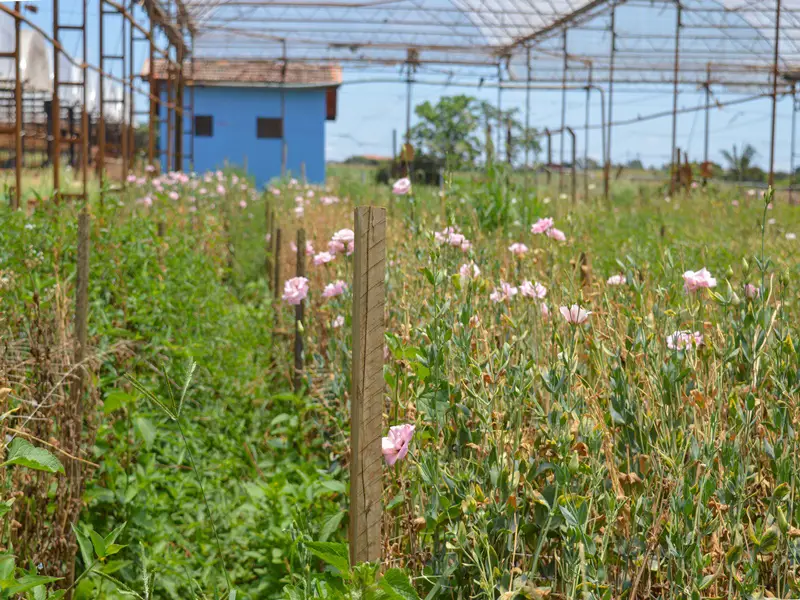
<box><xmin>304</xmin><ymin>541</ymin><xmax>350</xmax><ymax>574</ymax></box>
<box><xmin>7</xmin><ymin>575</ymin><xmax>61</xmax><ymax>595</ymax></box>
<box><xmin>104</xmin><ymin>522</ymin><xmax>127</xmax><ymax>547</ymax></box>
<box><xmin>72</xmin><ymin>524</ymin><xmax>94</xmax><ymax>568</ymax></box>
<box><xmin>103</xmin><ymin>391</ymin><xmax>134</xmax><ymax>414</ymax></box>
<box><xmin>134</xmin><ymin>418</ymin><xmax>156</xmax><ymax>450</ymax></box>
<box><xmin>2</xmin><ymin>438</ymin><xmax>65</xmax><ymax>474</ymax></box>
<box><xmin>0</xmin><ymin>554</ymin><xmax>15</xmax><ymax>580</ymax></box>
<box><xmin>319</xmin><ymin>511</ymin><xmax>346</xmax><ymax>543</ymax></box>
<box><xmin>379</xmin><ymin>569</ymin><xmax>420</xmax><ymax>600</ymax></box>
<box><xmin>125</xmin><ymin>375</ymin><xmax>176</xmax><ymax>420</ymax></box>
<box><xmin>0</xmin><ymin>499</ymin><xmax>13</xmax><ymax>519</ymax></box>
<box><xmin>228</xmin><ymin>590</ymin><xmax>237</xmax><ymax>600</ymax></box>
<box><xmin>89</xmin><ymin>529</ymin><xmax>107</xmax><ymax>559</ymax></box>
<box><xmin>319</xmin><ymin>480</ymin><xmax>346</xmax><ymax>495</ymax></box>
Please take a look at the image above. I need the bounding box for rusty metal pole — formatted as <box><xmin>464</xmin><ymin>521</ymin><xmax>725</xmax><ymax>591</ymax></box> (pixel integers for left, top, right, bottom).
<box><xmin>669</xmin><ymin>2</ymin><xmax>682</xmax><ymax>195</ymax></box>
<box><xmin>121</xmin><ymin>6</ymin><xmax>128</xmax><ymax>178</ymax></box>
<box><xmin>559</xmin><ymin>28</ymin><xmax>567</xmax><ymax>192</ymax></box>
<box><xmin>604</xmin><ymin>5</ymin><xmax>616</xmax><ymax>203</ymax></box>
<box><xmin>567</xmin><ymin>126</ymin><xmax>577</xmax><ymax>202</ymax></box>
<box><xmin>13</xmin><ymin>12</ymin><xmax>22</xmax><ymax>209</ymax></box>
<box><xmin>81</xmin><ymin>0</ymin><xmax>88</xmax><ymax>200</ymax></box>
<box><xmin>148</xmin><ymin>18</ymin><xmax>155</xmax><ymax>168</ymax></box>
<box><xmin>52</xmin><ymin>0</ymin><xmax>61</xmax><ymax>197</ymax></box>
<box><xmin>98</xmin><ymin>0</ymin><xmax>106</xmax><ymax>197</ymax></box>
<box><xmin>128</xmin><ymin>0</ymin><xmax>135</xmax><ymax>170</ymax></box>
<box><xmin>768</xmin><ymin>0</ymin><xmax>781</xmax><ymax>187</ymax></box>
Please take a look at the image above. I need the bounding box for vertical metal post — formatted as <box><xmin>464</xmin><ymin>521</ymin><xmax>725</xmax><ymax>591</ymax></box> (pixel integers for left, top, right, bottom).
<box><xmin>128</xmin><ymin>0</ymin><xmax>135</xmax><ymax>169</ymax></box>
<box><xmin>405</xmin><ymin>63</ymin><xmax>413</xmax><ymax>145</ymax></box>
<box><xmin>189</xmin><ymin>32</ymin><xmax>195</xmax><ymax>171</ymax></box>
<box><xmin>559</xmin><ymin>29</ymin><xmax>567</xmax><ymax>192</ymax></box>
<box><xmin>496</xmin><ymin>62</ymin><xmax>503</xmax><ymax>153</ymax></box>
<box><xmin>703</xmin><ymin>63</ymin><xmax>711</xmax><ymax>167</ymax></box>
<box><xmin>524</xmin><ymin>44</ymin><xmax>532</xmax><ymax>191</ymax></box>
<box><xmin>148</xmin><ymin>18</ymin><xmax>155</xmax><ymax>168</ymax></box>
<box><xmin>768</xmin><ymin>0</ymin><xmax>782</xmax><ymax>187</ymax></box>
<box><xmin>605</xmin><ymin>5</ymin><xmax>616</xmax><ymax>203</ymax></box>
<box><xmin>567</xmin><ymin>127</ymin><xmax>577</xmax><ymax>202</ymax></box>
<box><xmin>669</xmin><ymin>2</ymin><xmax>682</xmax><ymax>195</ymax></box>
<box><xmin>294</xmin><ymin>228</ymin><xmax>306</xmax><ymax>392</ymax></box>
<box><xmin>273</xmin><ymin>227</ymin><xmax>282</xmax><ymax>299</ymax></box>
<box><xmin>13</xmin><ymin>12</ymin><xmax>22</xmax><ymax>209</ymax></box>
<box><xmin>121</xmin><ymin>5</ymin><xmax>128</xmax><ymax>178</ymax></box>
<box><xmin>98</xmin><ymin>0</ymin><xmax>106</xmax><ymax>194</ymax></box>
<box><xmin>791</xmin><ymin>86</ymin><xmax>797</xmax><ymax>204</ymax></box>
<box><xmin>281</xmin><ymin>40</ymin><xmax>288</xmax><ymax>177</ymax></box>
<box><xmin>584</xmin><ymin>63</ymin><xmax>592</xmax><ymax>200</ymax></box>
<box><xmin>545</xmin><ymin>128</ymin><xmax>552</xmax><ymax>185</ymax></box>
<box><xmin>52</xmin><ymin>0</ymin><xmax>61</xmax><ymax>195</ymax></box>
<box><xmin>175</xmin><ymin>43</ymin><xmax>184</xmax><ymax>171</ymax></box>
<box><xmin>81</xmin><ymin>0</ymin><xmax>88</xmax><ymax>202</ymax></box>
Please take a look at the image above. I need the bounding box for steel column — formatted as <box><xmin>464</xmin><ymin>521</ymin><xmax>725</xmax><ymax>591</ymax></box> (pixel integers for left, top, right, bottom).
<box><xmin>524</xmin><ymin>44</ymin><xmax>531</xmax><ymax>191</ymax></box>
<box><xmin>669</xmin><ymin>2</ymin><xmax>682</xmax><ymax>195</ymax></box>
<box><xmin>791</xmin><ymin>87</ymin><xmax>797</xmax><ymax>204</ymax></box>
<box><xmin>52</xmin><ymin>0</ymin><xmax>61</xmax><ymax>196</ymax></box>
<box><xmin>605</xmin><ymin>5</ymin><xmax>616</xmax><ymax>203</ymax></box>
<box><xmin>13</xmin><ymin>12</ymin><xmax>22</xmax><ymax>209</ymax></box>
<box><xmin>148</xmin><ymin>17</ymin><xmax>156</xmax><ymax>167</ymax></box>
<box><xmin>768</xmin><ymin>0</ymin><xmax>782</xmax><ymax>187</ymax></box>
<box><xmin>584</xmin><ymin>63</ymin><xmax>592</xmax><ymax>200</ymax></box>
<box><xmin>559</xmin><ymin>29</ymin><xmax>567</xmax><ymax>192</ymax></box>
<box><xmin>496</xmin><ymin>62</ymin><xmax>503</xmax><ymax>155</ymax></box>
<box><xmin>703</xmin><ymin>63</ymin><xmax>710</xmax><ymax>167</ymax></box>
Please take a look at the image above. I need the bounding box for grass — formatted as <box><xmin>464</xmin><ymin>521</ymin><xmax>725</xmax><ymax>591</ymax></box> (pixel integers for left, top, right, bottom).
<box><xmin>1</xmin><ymin>164</ymin><xmax>799</xmax><ymax>599</ymax></box>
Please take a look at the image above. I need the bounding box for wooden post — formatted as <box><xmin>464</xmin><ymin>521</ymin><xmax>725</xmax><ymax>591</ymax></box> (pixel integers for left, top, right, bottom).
<box><xmin>301</xmin><ymin>162</ymin><xmax>307</xmax><ymax>185</ymax></box>
<box><xmin>294</xmin><ymin>228</ymin><xmax>306</xmax><ymax>392</ymax></box>
<box><xmin>349</xmin><ymin>206</ymin><xmax>386</xmax><ymax>566</ymax></box>
<box><xmin>273</xmin><ymin>227</ymin><xmax>282</xmax><ymax>298</ymax></box>
<box><xmin>265</xmin><ymin>202</ymin><xmax>273</xmax><ymax>287</ymax></box>
<box><xmin>579</xmin><ymin>251</ymin><xmax>591</xmax><ymax>288</ymax></box>
<box><xmin>73</xmin><ymin>204</ymin><xmax>90</xmax><ymax>396</ymax></box>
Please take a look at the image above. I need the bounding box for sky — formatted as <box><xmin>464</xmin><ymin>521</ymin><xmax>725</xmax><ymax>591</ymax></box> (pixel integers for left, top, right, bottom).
<box><xmin>3</xmin><ymin>0</ymin><xmax>798</xmax><ymax>173</ymax></box>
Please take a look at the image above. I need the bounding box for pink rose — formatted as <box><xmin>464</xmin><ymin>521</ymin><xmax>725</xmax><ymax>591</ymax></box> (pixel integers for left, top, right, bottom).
<box><xmin>381</xmin><ymin>424</ymin><xmax>415</xmax><ymax>466</ymax></box>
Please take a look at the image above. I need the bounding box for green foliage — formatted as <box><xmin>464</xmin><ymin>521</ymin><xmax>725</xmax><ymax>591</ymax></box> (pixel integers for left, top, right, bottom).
<box><xmin>2</xmin><ymin>439</ymin><xmax>64</xmax><ymax>474</ymax></box>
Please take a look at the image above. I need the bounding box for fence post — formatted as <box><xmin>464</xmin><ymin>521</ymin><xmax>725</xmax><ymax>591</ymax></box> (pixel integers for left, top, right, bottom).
<box><xmin>349</xmin><ymin>206</ymin><xmax>386</xmax><ymax>566</ymax></box>
<box><xmin>71</xmin><ymin>204</ymin><xmax>90</xmax><ymax>406</ymax></box>
<box><xmin>265</xmin><ymin>200</ymin><xmax>273</xmax><ymax>288</ymax></box>
<box><xmin>294</xmin><ymin>228</ymin><xmax>305</xmax><ymax>392</ymax></box>
<box><xmin>273</xmin><ymin>227</ymin><xmax>282</xmax><ymax>298</ymax></box>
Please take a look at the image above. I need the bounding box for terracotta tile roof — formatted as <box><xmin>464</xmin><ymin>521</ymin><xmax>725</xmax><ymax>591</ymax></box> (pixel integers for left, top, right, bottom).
<box><xmin>143</xmin><ymin>58</ymin><xmax>342</xmax><ymax>87</ymax></box>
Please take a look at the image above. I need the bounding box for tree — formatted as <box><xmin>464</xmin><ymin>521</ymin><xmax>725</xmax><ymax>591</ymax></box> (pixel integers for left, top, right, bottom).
<box><xmin>410</xmin><ymin>95</ymin><xmax>482</xmax><ymax>170</ymax></box>
<box><xmin>720</xmin><ymin>143</ymin><xmax>760</xmax><ymax>182</ymax></box>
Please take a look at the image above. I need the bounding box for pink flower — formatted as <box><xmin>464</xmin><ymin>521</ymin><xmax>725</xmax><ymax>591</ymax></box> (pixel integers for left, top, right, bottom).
<box><xmin>188</xmin><ymin>205</ymin><xmax>197</xmax><ymax>213</ymax></box>
<box><xmin>747</xmin><ymin>189</ymin><xmax>756</xmax><ymax>197</ymax></box>
<box><xmin>320</xmin><ymin>195</ymin><xmax>339</xmax><ymax>205</ymax></box>
<box><xmin>691</xmin><ymin>181</ymin><xmax>698</xmax><ymax>189</ymax></box>
<box><xmin>520</xmin><ymin>280</ymin><xmax>547</xmax><ymax>299</ymax></box>
<box><xmin>289</xmin><ymin>178</ymin><xmax>298</xmax><ymax>186</ymax></box>
<box><xmin>392</xmin><ymin>177</ymin><xmax>411</xmax><ymax>195</ymax></box>
<box><xmin>330</xmin><ymin>229</ymin><xmax>355</xmax><ymax>255</ymax></box>
<box><xmin>509</xmin><ymin>243</ymin><xmax>529</xmax><ymax>256</ymax></box>
<box><xmin>559</xmin><ymin>304</ymin><xmax>592</xmax><ymax>324</ymax></box>
<box><xmin>322</xmin><ymin>280</ymin><xmax>347</xmax><ymax>299</ymax></box>
<box><xmin>606</xmin><ymin>274</ymin><xmax>626</xmax><ymax>286</ymax></box>
<box><xmin>145</xmin><ymin>164</ymin><xmax>156</xmax><ymax>173</ymax></box>
<box><xmin>547</xmin><ymin>228</ymin><xmax>566</xmax><ymax>242</ymax></box>
<box><xmin>282</xmin><ymin>276</ymin><xmax>309</xmax><ymax>305</ymax></box>
<box><xmin>215</xmin><ymin>170</ymin><xmax>224</xmax><ymax>180</ymax></box>
<box><xmin>294</xmin><ymin>206</ymin><xmax>304</xmax><ymax>218</ymax></box>
<box><xmin>271</xmin><ymin>188</ymin><xmax>281</xmax><ymax>196</ymax></box>
<box><xmin>666</xmin><ymin>330</ymin><xmax>704</xmax><ymax>351</ymax></box>
<box><xmin>744</xmin><ymin>283</ymin><xmax>760</xmax><ymax>299</ymax></box>
<box><xmin>332</xmin><ymin>315</ymin><xmax>345</xmax><ymax>328</ymax></box>
<box><xmin>232</xmin><ymin>175</ymin><xmax>239</xmax><ymax>184</ymax></box>
<box><xmin>169</xmin><ymin>191</ymin><xmax>180</xmax><ymax>201</ymax></box>
<box><xmin>490</xmin><ymin>281</ymin><xmax>518</xmax><ymax>303</ymax></box>
<box><xmin>239</xmin><ymin>200</ymin><xmax>247</xmax><ymax>209</ymax></box>
<box><xmin>767</xmin><ymin>203</ymin><xmax>773</xmax><ymax>210</ymax></box>
<box><xmin>531</xmin><ymin>217</ymin><xmax>554</xmax><ymax>234</ymax></box>
<box><xmin>199</xmin><ymin>187</ymin><xmax>207</xmax><ymax>195</ymax></box>
<box><xmin>381</xmin><ymin>424</ymin><xmax>415</xmax><ymax>466</ymax></box>
<box><xmin>459</xmin><ymin>262</ymin><xmax>480</xmax><ymax>279</ymax></box>
<box><xmin>541</xmin><ymin>303</ymin><xmax>550</xmax><ymax>319</ymax></box>
<box><xmin>307</xmin><ymin>189</ymin><xmax>315</xmax><ymax>198</ymax></box>
<box><xmin>313</xmin><ymin>251</ymin><xmax>335</xmax><ymax>266</ymax></box>
<box><xmin>126</xmin><ymin>174</ymin><xmax>137</xmax><ymax>183</ymax></box>
<box><xmin>469</xmin><ymin>314</ymin><xmax>480</xmax><ymax>328</ymax></box>
<box><xmin>240</xmin><ymin>184</ymin><xmax>248</xmax><ymax>191</ymax></box>
<box><xmin>683</xmin><ymin>268</ymin><xmax>717</xmax><ymax>293</ymax></box>
<box><xmin>216</xmin><ymin>184</ymin><xmax>225</xmax><ymax>195</ymax></box>
<box><xmin>137</xmin><ymin>196</ymin><xmax>153</xmax><ymax>207</ymax></box>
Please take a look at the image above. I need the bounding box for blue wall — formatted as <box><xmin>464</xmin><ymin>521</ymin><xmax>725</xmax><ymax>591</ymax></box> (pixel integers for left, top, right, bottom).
<box><xmin>160</xmin><ymin>86</ymin><xmax>327</xmax><ymax>186</ymax></box>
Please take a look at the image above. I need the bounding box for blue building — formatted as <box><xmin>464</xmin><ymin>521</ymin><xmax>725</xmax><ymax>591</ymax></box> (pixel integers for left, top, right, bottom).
<box><xmin>148</xmin><ymin>59</ymin><xmax>340</xmax><ymax>186</ymax></box>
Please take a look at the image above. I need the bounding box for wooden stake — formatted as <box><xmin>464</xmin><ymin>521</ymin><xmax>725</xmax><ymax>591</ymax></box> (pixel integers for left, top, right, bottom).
<box><xmin>294</xmin><ymin>228</ymin><xmax>306</xmax><ymax>392</ymax></box>
<box><xmin>273</xmin><ymin>227</ymin><xmax>282</xmax><ymax>298</ymax></box>
<box><xmin>349</xmin><ymin>206</ymin><xmax>386</xmax><ymax>566</ymax></box>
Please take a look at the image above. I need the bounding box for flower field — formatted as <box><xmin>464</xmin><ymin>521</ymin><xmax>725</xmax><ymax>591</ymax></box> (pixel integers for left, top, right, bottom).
<box><xmin>1</xmin><ymin>167</ymin><xmax>799</xmax><ymax>599</ymax></box>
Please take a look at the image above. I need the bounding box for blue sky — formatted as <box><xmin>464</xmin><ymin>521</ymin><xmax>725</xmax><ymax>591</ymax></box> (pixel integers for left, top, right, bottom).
<box><xmin>6</xmin><ymin>0</ymin><xmax>797</xmax><ymax>173</ymax></box>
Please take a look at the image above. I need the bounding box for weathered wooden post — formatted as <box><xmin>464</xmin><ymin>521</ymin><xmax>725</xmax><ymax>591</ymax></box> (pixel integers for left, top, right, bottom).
<box><xmin>265</xmin><ymin>200</ymin><xmax>273</xmax><ymax>288</ymax></box>
<box><xmin>273</xmin><ymin>227</ymin><xmax>282</xmax><ymax>299</ymax></box>
<box><xmin>349</xmin><ymin>206</ymin><xmax>386</xmax><ymax>565</ymax></box>
<box><xmin>294</xmin><ymin>228</ymin><xmax>305</xmax><ymax>392</ymax></box>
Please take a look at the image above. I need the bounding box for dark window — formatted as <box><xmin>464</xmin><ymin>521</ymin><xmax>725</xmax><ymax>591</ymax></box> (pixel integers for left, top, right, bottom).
<box><xmin>257</xmin><ymin>117</ymin><xmax>283</xmax><ymax>139</ymax></box>
<box><xmin>195</xmin><ymin>115</ymin><xmax>213</xmax><ymax>137</ymax></box>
